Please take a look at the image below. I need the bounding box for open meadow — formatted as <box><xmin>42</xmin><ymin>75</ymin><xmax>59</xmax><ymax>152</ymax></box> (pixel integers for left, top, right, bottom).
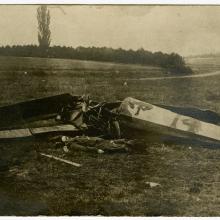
<box><xmin>1</xmin><ymin>56</ymin><xmax>220</xmax><ymax>216</ymax></box>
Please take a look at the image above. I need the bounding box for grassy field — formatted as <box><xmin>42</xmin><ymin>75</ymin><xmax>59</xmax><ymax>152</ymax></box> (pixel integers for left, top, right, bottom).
<box><xmin>1</xmin><ymin>56</ymin><xmax>220</xmax><ymax>216</ymax></box>
<box><xmin>0</xmin><ymin>56</ymin><xmax>165</xmax><ymax>105</ymax></box>
<box><xmin>185</xmin><ymin>56</ymin><xmax>220</xmax><ymax>74</ymax></box>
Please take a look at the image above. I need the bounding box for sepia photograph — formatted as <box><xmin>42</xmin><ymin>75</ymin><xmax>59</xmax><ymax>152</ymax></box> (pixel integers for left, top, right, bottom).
<box><xmin>0</xmin><ymin>3</ymin><xmax>220</xmax><ymax>216</ymax></box>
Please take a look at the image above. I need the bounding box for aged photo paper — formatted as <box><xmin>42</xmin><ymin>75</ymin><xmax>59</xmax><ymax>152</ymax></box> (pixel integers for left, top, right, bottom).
<box><xmin>0</xmin><ymin>4</ymin><xmax>220</xmax><ymax>216</ymax></box>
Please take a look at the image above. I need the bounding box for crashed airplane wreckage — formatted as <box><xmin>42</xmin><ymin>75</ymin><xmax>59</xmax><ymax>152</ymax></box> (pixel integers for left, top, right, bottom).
<box><xmin>0</xmin><ymin>93</ymin><xmax>220</xmax><ymax>146</ymax></box>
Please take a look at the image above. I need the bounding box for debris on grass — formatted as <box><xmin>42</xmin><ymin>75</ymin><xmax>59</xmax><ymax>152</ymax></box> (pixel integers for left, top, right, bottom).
<box><xmin>40</xmin><ymin>152</ymin><xmax>81</xmax><ymax>167</ymax></box>
<box><xmin>145</xmin><ymin>182</ymin><xmax>161</xmax><ymax>188</ymax></box>
<box><xmin>63</xmin><ymin>145</ymin><xmax>69</xmax><ymax>153</ymax></box>
<box><xmin>60</xmin><ymin>135</ymin><xmax>130</xmax><ymax>154</ymax></box>
<box><xmin>196</xmin><ymin>197</ymin><xmax>201</xmax><ymax>202</ymax></box>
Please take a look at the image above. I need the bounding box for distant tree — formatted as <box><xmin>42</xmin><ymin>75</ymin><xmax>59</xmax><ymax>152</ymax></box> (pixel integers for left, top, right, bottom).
<box><xmin>37</xmin><ymin>5</ymin><xmax>51</xmax><ymax>50</ymax></box>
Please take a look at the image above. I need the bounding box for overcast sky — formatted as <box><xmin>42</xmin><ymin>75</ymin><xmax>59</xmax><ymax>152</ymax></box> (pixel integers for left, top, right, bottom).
<box><xmin>0</xmin><ymin>5</ymin><xmax>220</xmax><ymax>56</ymax></box>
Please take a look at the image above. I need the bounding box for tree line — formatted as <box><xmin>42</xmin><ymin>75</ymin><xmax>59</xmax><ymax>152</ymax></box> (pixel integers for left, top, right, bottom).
<box><xmin>0</xmin><ymin>45</ymin><xmax>192</xmax><ymax>74</ymax></box>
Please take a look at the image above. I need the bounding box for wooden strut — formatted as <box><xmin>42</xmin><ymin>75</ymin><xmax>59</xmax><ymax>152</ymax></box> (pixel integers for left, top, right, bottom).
<box><xmin>40</xmin><ymin>152</ymin><xmax>81</xmax><ymax>167</ymax></box>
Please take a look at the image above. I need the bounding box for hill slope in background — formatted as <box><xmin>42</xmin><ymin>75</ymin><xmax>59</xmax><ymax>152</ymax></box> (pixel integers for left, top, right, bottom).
<box><xmin>185</xmin><ymin>56</ymin><xmax>220</xmax><ymax>73</ymax></box>
<box><xmin>0</xmin><ymin>45</ymin><xmax>192</xmax><ymax>74</ymax></box>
